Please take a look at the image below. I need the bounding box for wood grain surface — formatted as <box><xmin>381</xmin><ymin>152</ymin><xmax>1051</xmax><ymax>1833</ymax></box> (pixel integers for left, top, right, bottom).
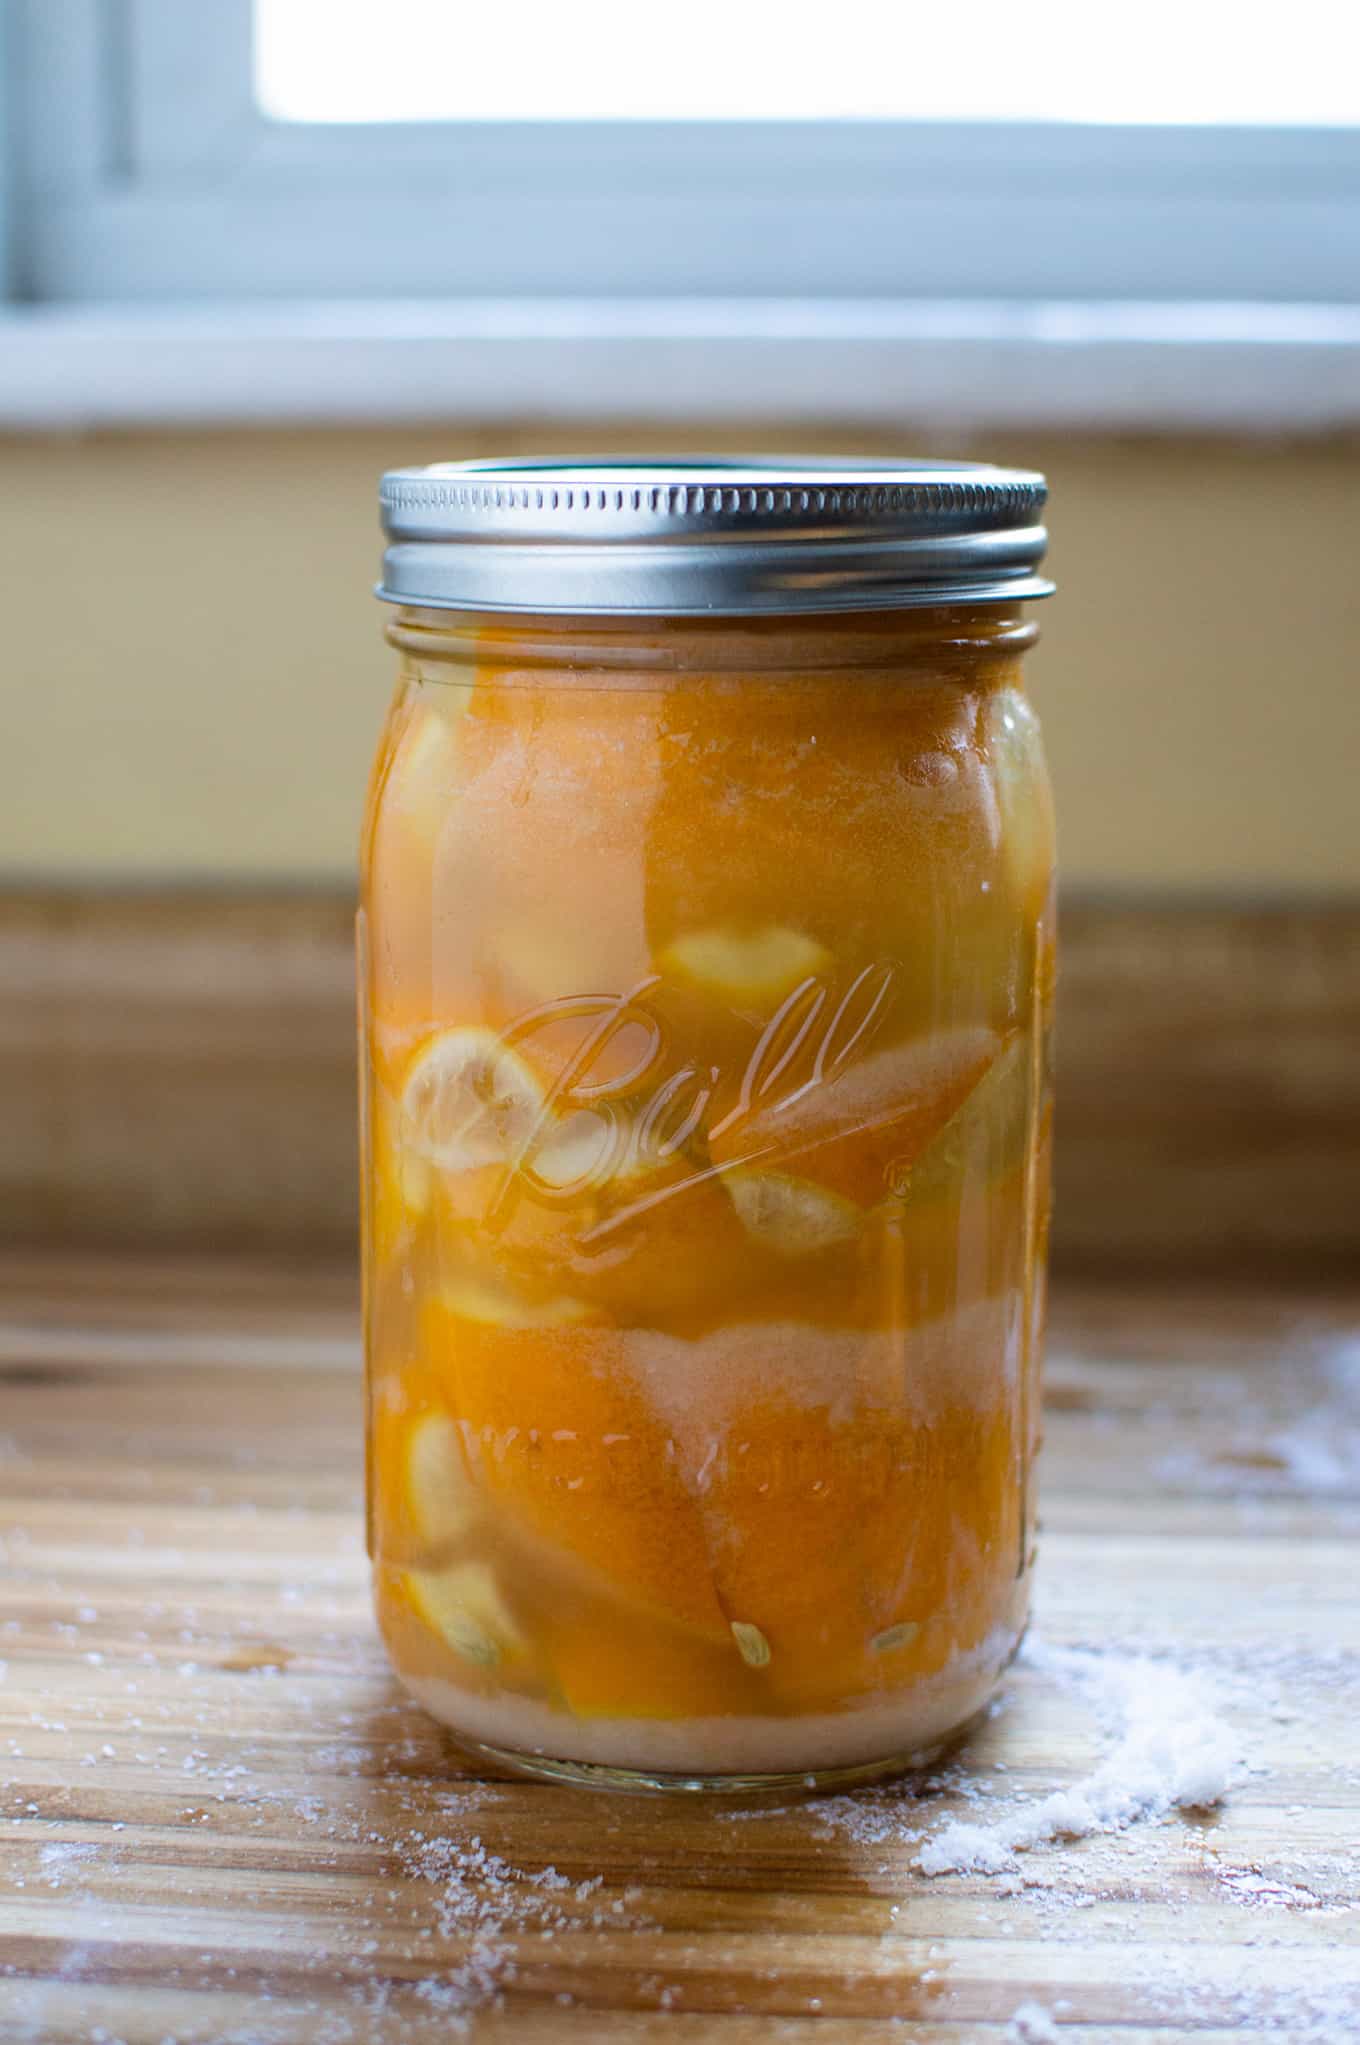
<box><xmin>3</xmin><ymin>889</ymin><xmax>1359</xmax><ymax>1269</ymax></box>
<box><xmin>2</xmin><ymin>1257</ymin><xmax>1358</xmax><ymax>2041</ymax></box>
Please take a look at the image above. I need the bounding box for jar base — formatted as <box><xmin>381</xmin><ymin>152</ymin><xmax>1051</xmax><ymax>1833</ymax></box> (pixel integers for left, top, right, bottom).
<box><xmin>397</xmin><ymin>1635</ymin><xmax>1019</xmax><ymax>1796</ymax></box>
<box><xmin>440</xmin><ymin>1721</ymin><xmax>984</xmax><ymax>1798</ymax></box>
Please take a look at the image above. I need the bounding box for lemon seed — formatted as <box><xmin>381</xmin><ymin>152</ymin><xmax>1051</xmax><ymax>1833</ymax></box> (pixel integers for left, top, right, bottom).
<box><xmin>731</xmin><ymin>1621</ymin><xmax>772</xmax><ymax>1668</ymax></box>
<box><xmin>871</xmin><ymin>1621</ymin><xmax>920</xmax><ymax>1655</ymax></box>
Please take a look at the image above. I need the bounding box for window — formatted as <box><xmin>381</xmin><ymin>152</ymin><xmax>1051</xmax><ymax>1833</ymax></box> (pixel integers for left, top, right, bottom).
<box><xmin>7</xmin><ymin>0</ymin><xmax>1360</xmax><ymax>304</ymax></box>
<box><xmin>257</xmin><ymin>0</ymin><xmax>1360</xmax><ymax>127</ymax></box>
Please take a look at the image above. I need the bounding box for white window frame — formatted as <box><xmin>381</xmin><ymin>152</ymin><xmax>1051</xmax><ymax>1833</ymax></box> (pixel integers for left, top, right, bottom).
<box><xmin>3</xmin><ymin>0</ymin><xmax>1360</xmax><ymax>428</ymax></box>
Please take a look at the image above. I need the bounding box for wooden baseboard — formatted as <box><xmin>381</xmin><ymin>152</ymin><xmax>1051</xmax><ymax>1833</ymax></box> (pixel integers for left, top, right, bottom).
<box><xmin>2</xmin><ymin>890</ymin><xmax>356</xmax><ymax>1254</ymax></box>
<box><xmin>3</xmin><ymin>888</ymin><xmax>1356</xmax><ymax>1271</ymax></box>
<box><xmin>1056</xmin><ymin>902</ymin><xmax>1360</xmax><ymax>1269</ymax></box>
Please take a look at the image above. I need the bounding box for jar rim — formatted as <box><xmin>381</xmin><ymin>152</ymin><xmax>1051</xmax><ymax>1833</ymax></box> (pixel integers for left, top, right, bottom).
<box><xmin>376</xmin><ymin>455</ymin><xmax>1054</xmax><ymax>616</ymax></box>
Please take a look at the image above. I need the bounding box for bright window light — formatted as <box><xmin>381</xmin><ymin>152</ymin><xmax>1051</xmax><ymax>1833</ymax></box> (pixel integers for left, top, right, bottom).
<box><xmin>255</xmin><ymin>0</ymin><xmax>1360</xmax><ymax>124</ymax></box>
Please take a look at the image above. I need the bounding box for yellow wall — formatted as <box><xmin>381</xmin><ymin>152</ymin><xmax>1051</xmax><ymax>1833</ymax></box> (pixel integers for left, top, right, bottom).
<box><xmin>3</xmin><ymin>425</ymin><xmax>1358</xmax><ymax>891</ymax></box>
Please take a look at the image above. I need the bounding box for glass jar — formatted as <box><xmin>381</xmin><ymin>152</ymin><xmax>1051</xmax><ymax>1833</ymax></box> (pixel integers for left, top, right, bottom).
<box><xmin>359</xmin><ymin>460</ymin><xmax>1056</xmax><ymax>1793</ymax></box>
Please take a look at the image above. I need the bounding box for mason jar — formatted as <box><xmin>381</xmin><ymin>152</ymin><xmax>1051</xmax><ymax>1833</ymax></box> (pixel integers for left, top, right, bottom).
<box><xmin>359</xmin><ymin>459</ymin><xmax>1055</xmax><ymax>1792</ymax></box>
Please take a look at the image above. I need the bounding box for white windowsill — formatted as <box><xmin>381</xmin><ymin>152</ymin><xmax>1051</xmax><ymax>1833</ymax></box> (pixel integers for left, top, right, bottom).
<box><xmin>1</xmin><ymin>299</ymin><xmax>1358</xmax><ymax>433</ymax></box>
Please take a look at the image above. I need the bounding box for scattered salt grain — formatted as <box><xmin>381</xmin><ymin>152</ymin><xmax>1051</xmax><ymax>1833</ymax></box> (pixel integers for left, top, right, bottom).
<box><xmin>1161</xmin><ymin>1333</ymin><xmax>1360</xmax><ymax>1499</ymax></box>
<box><xmin>1209</xmin><ymin>1865</ymin><xmax>1331</xmax><ymax>1911</ymax></box>
<box><xmin>916</xmin><ymin>1638</ymin><xmax>1240</xmax><ymax>1877</ymax></box>
<box><xmin>391</xmin><ymin>1829</ymin><xmax>649</xmax><ymax>2028</ymax></box>
<box><xmin>1007</xmin><ymin>2003</ymin><xmax>1060</xmax><ymax>2043</ymax></box>
<box><xmin>920</xmin><ymin>1821</ymin><xmax>1015</xmax><ymax>1876</ymax></box>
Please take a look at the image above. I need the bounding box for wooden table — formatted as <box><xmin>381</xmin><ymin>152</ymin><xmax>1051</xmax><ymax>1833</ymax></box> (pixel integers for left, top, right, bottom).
<box><xmin>2</xmin><ymin>1255</ymin><xmax>1357</xmax><ymax>2042</ymax></box>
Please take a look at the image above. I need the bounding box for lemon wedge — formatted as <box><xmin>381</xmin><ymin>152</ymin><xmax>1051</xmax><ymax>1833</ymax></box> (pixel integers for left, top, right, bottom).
<box><xmin>440</xmin><ymin>1270</ymin><xmax>596</xmax><ymax>1330</ymax></box>
<box><xmin>659</xmin><ymin>925</ymin><xmax>830</xmax><ymax>1007</ymax></box>
<box><xmin>903</xmin><ymin>1034</ymin><xmax>1031</xmax><ymax>1202</ymax></box>
<box><xmin>386</xmin><ymin>690</ymin><xmax>470</xmax><ymax>851</ymax></box>
<box><xmin>984</xmin><ymin>689</ymin><xmax>1055</xmax><ymax>918</ymax></box>
<box><xmin>369</xmin><ymin>1107</ymin><xmax>434</xmax><ymax>1258</ymax></box>
<box><xmin>405</xmin><ymin>1412</ymin><xmax>477</xmax><ymax>1550</ymax></box>
<box><xmin>400</xmin><ymin>1027</ymin><xmax>545</xmax><ymax>1173</ymax></box>
<box><xmin>724</xmin><ymin>1168</ymin><xmax>861</xmax><ymax>1256</ymax></box>
<box><xmin>399</xmin><ymin>1148</ymin><xmax>434</xmax><ymax>1218</ymax></box>
<box><xmin>406</xmin><ymin>1560</ymin><xmax>528</xmax><ymax>1669</ymax></box>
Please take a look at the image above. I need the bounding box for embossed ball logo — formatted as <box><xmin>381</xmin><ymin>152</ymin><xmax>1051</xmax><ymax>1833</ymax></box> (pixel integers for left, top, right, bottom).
<box><xmin>481</xmin><ymin>961</ymin><xmax>899</xmax><ymax>1231</ymax></box>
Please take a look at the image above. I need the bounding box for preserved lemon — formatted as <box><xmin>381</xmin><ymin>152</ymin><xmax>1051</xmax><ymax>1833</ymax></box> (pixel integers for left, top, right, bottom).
<box><xmin>658</xmin><ymin>925</ymin><xmax>832</xmax><ymax>1007</ymax></box>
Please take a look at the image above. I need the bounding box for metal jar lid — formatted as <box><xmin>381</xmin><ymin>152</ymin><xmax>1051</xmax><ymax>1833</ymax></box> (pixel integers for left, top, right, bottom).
<box><xmin>377</xmin><ymin>456</ymin><xmax>1053</xmax><ymax>617</ymax></box>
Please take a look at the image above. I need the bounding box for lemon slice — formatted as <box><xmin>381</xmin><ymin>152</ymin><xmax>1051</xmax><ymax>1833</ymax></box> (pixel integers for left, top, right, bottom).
<box><xmin>386</xmin><ymin>690</ymin><xmax>470</xmax><ymax>851</ymax></box>
<box><xmin>401</xmin><ymin>1028</ymin><xmax>545</xmax><ymax>1172</ymax></box>
<box><xmin>529</xmin><ymin>1108</ymin><xmax>617</xmax><ymax>1193</ymax></box>
<box><xmin>407</xmin><ymin>1560</ymin><xmax>528</xmax><ymax>1669</ymax></box>
<box><xmin>724</xmin><ymin>1169</ymin><xmax>861</xmax><ymax>1256</ymax></box>
<box><xmin>659</xmin><ymin>925</ymin><xmax>831</xmax><ymax>1007</ymax></box>
<box><xmin>440</xmin><ymin>1270</ymin><xmax>596</xmax><ymax>1330</ymax></box>
<box><xmin>405</xmin><ymin>1412</ymin><xmax>478</xmax><ymax>1550</ymax></box>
